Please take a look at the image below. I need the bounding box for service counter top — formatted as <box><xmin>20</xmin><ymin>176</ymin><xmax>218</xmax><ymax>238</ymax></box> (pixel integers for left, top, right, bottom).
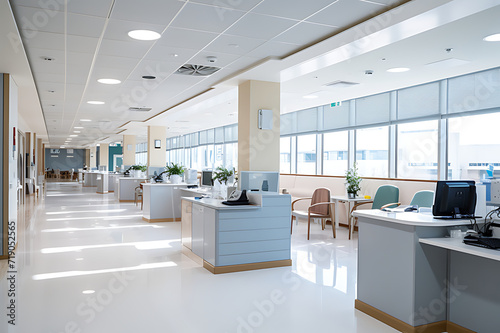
<box><xmin>352</xmin><ymin>209</ymin><xmax>473</xmax><ymax>227</ymax></box>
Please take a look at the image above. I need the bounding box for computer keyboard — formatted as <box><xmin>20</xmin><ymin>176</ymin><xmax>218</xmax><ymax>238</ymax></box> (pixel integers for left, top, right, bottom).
<box><xmin>463</xmin><ymin>236</ymin><xmax>500</xmax><ymax>249</ymax></box>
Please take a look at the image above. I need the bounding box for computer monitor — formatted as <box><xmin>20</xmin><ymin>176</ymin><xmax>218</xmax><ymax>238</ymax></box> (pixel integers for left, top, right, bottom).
<box><xmin>201</xmin><ymin>170</ymin><xmax>213</xmax><ymax>187</ymax></box>
<box><xmin>432</xmin><ymin>180</ymin><xmax>476</xmax><ymax>219</ymax></box>
<box><xmin>239</xmin><ymin>171</ymin><xmax>279</xmax><ymax>192</ymax></box>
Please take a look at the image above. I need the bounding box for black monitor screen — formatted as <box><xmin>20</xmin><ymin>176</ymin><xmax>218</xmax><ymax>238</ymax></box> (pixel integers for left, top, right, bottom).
<box><xmin>201</xmin><ymin>170</ymin><xmax>213</xmax><ymax>187</ymax></box>
<box><xmin>432</xmin><ymin>180</ymin><xmax>476</xmax><ymax>218</ymax></box>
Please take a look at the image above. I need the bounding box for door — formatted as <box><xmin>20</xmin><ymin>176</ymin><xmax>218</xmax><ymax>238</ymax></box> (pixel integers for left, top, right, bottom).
<box><xmin>113</xmin><ymin>154</ymin><xmax>123</xmax><ymax>172</ymax></box>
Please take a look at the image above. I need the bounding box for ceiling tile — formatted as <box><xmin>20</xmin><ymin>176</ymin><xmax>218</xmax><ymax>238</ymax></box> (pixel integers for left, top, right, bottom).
<box><xmin>170</xmin><ymin>2</ymin><xmax>245</xmax><ymax>34</ymax></box>
<box><xmin>252</xmin><ymin>0</ymin><xmax>336</xmax><ymax>21</ymax></box>
<box><xmin>11</xmin><ymin>0</ymin><xmax>113</xmax><ymax>17</ymax></box>
<box><xmin>189</xmin><ymin>0</ymin><xmax>262</xmax><ymax>11</ymax></box>
<box><xmin>157</xmin><ymin>27</ymin><xmax>218</xmax><ymax>50</ymax></box>
<box><xmin>188</xmin><ymin>51</ymin><xmax>241</xmax><ymax>68</ymax></box>
<box><xmin>306</xmin><ymin>0</ymin><xmax>385</xmax><ymax>27</ymax></box>
<box><xmin>203</xmin><ymin>34</ymin><xmax>266</xmax><ymax>56</ymax></box>
<box><xmin>225</xmin><ymin>56</ymin><xmax>261</xmax><ymax>71</ymax></box>
<box><xmin>103</xmin><ymin>19</ymin><xmax>166</xmax><ymax>42</ymax></box>
<box><xmin>272</xmin><ymin>22</ymin><xmax>339</xmax><ymax>45</ymax></box>
<box><xmin>93</xmin><ymin>55</ymin><xmax>139</xmax><ymax>70</ymax></box>
<box><xmin>22</xmin><ymin>30</ymin><xmax>64</xmax><ymax>50</ymax></box>
<box><xmin>224</xmin><ymin>13</ymin><xmax>297</xmax><ymax>40</ymax></box>
<box><xmin>67</xmin><ymin>35</ymin><xmax>100</xmax><ymax>54</ymax></box>
<box><xmin>146</xmin><ymin>44</ymin><xmax>198</xmax><ymax>63</ymax></box>
<box><xmin>110</xmin><ymin>0</ymin><xmax>184</xmax><ymax>26</ymax></box>
<box><xmin>99</xmin><ymin>38</ymin><xmax>152</xmax><ymax>59</ymax></box>
<box><xmin>246</xmin><ymin>40</ymin><xmax>300</xmax><ymax>58</ymax></box>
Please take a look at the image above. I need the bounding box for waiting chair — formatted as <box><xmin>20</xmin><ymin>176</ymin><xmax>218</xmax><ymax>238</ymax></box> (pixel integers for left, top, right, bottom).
<box><xmin>134</xmin><ymin>182</ymin><xmax>145</xmax><ymax>209</ymax></box>
<box><xmin>410</xmin><ymin>190</ymin><xmax>434</xmax><ymax>208</ymax></box>
<box><xmin>291</xmin><ymin>188</ymin><xmax>336</xmax><ymax>240</ymax></box>
<box><xmin>349</xmin><ymin>185</ymin><xmax>400</xmax><ymax>239</ymax></box>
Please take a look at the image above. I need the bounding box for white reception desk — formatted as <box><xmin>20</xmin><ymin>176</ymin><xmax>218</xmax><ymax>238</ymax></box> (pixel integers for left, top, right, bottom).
<box><xmin>353</xmin><ymin>209</ymin><xmax>498</xmax><ymax>333</ymax></box>
<box><xmin>181</xmin><ymin>192</ymin><xmax>292</xmax><ymax>274</ymax></box>
<box><xmin>115</xmin><ymin>177</ymin><xmax>147</xmax><ymax>202</ymax></box>
<box><xmin>142</xmin><ymin>183</ymin><xmax>189</xmax><ymax>222</ymax></box>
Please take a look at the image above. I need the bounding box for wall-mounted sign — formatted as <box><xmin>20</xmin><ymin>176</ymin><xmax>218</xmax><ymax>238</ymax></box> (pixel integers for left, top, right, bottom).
<box><xmin>50</xmin><ymin>149</ymin><xmax>60</xmax><ymax>154</ymax></box>
<box><xmin>330</xmin><ymin>101</ymin><xmax>342</xmax><ymax>107</ymax></box>
<box><xmin>154</xmin><ymin>140</ymin><xmax>161</xmax><ymax>149</ymax></box>
<box><xmin>67</xmin><ymin>149</ymin><xmax>74</xmax><ymax>154</ymax></box>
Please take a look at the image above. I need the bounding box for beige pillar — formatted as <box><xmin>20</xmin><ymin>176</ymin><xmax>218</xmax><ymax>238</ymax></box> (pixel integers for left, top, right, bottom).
<box><xmin>147</xmin><ymin>126</ymin><xmax>166</xmax><ymax>167</ymax></box>
<box><xmin>85</xmin><ymin>149</ymin><xmax>90</xmax><ymax>167</ymax></box>
<box><xmin>90</xmin><ymin>146</ymin><xmax>97</xmax><ymax>169</ymax></box>
<box><xmin>123</xmin><ymin>135</ymin><xmax>136</xmax><ymax>166</ymax></box>
<box><xmin>37</xmin><ymin>138</ymin><xmax>43</xmax><ymax>177</ymax></box>
<box><xmin>99</xmin><ymin>143</ymin><xmax>109</xmax><ymax>171</ymax></box>
<box><xmin>238</xmin><ymin>80</ymin><xmax>280</xmax><ymax>172</ymax></box>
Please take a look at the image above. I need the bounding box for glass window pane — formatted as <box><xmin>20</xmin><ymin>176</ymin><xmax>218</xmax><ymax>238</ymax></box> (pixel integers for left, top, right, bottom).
<box><xmin>323</xmin><ymin>131</ymin><xmax>348</xmax><ymax>176</ymax></box>
<box><xmin>191</xmin><ymin>147</ymin><xmax>200</xmax><ymax>170</ymax></box>
<box><xmin>397</xmin><ymin>120</ymin><xmax>438</xmax><ymax>180</ymax></box>
<box><xmin>356</xmin><ymin>93</ymin><xmax>390</xmax><ymax>126</ymax></box>
<box><xmin>280</xmin><ymin>112</ymin><xmax>296</xmax><ymax>135</ymax></box>
<box><xmin>398</xmin><ymin>82</ymin><xmax>440</xmax><ymax>119</ymax></box>
<box><xmin>323</xmin><ymin>102</ymin><xmax>350</xmax><ymax>130</ymax></box>
<box><xmin>215</xmin><ymin>127</ymin><xmax>224</xmax><ymax>143</ymax></box>
<box><xmin>297</xmin><ymin>134</ymin><xmax>317</xmax><ymax>175</ymax></box>
<box><xmin>207</xmin><ymin>129</ymin><xmax>215</xmax><ymax>143</ymax></box>
<box><xmin>199</xmin><ymin>131</ymin><xmax>207</xmax><ymax>144</ymax></box>
<box><xmin>224</xmin><ymin>142</ymin><xmax>238</xmax><ymax>170</ymax></box>
<box><xmin>448</xmin><ymin>68</ymin><xmax>500</xmax><ymax>114</ymax></box>
<box><xmin>296</xmin><ymin>108</ymin><xmax>318</xmax><ymax>133</ymax></box>
<box><xmin>191</xmin><ymin>133</ymin><xmax>199</xmax><ymax>146</ymax></box>
<box><xmin>448</xmin><ymin>112</ymin><xmax>500</xmax><ymax>181</ymax></box>
<box><xmin>280</xmin><ymin>137</ymin><xmax>291</xmax><ymax>174</ymax></box>
<box><xmin>356</xmin><ymin>126</ymin><xmax>389</xmax><ymax>177</ymax></box>
<box><xmin>214</xmin><ymin>144</ymin><xmax>223</xmax><ymax>168</ymax></box>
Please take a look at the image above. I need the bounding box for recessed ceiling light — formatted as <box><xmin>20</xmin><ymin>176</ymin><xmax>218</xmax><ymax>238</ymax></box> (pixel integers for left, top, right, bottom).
<box><xmin>82</xmin><ymin>290</ymin><xmax>95</xmax><ymax>295</ymax></box>
<box><xmin>228</xmin><ymin>43</ymin><xmax>239</xmax><ymax>48</ymax></box>
<box><xmin>74</xmin><ymin>126</ymin><xmax>83</xmax><ymax>129</ymax></box>
<box><xmin>70</xmin><ymin>135</ymin><xmax>77</xmax><ymax>138</ymax></box>
<box><xmin>67</xmin><ymin>138</ymin><xmax>73</xmax><ymax>141</ymax></box>
<box><xmin>87</xmin><ymin>101</ymin><xmax>105</xmax><ymax>105</ymax></box>
<box><xmin>73</xmin><ymin>131</ymin><xmax>81</xmax><ymax>133</ymax></box>
<box><xmin>142</xmin><ymin>75</ymin><xmax>156</xmax><ymax>80</ymax></box>
<box><xmin>483</xmin><ymin>33</ymin><xmax>500</xmax><ymax>42</ymax></box>
<box><xmin>128</xmin><ymin>30</ymin><xmax>161</xmax><ymax>41</ymax></box>
<box><xmin>387</xmin><ymin>67</ymin><xmax>410</xmax><ymax>73</ymax></box>
<box><xmin>97</xmin><ymin>78</ymin><xmax>121</xmax><ymax>85</ymax></box>
<box><xmin>171</xmin><ymin>53</ymin><xmax>179</xmax><ymax>58</ymax></box>
<box><xmin>80</xmin><ymin>119</ymin><xmax>91</xmax><ymax>122</ymax></box>
<box><xmin>303</xmin><ymin>95</ymin><xmax>318</xmax><ymax>99</ymax></box>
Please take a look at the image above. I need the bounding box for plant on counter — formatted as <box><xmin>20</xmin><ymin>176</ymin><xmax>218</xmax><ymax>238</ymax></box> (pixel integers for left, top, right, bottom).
<box><xmin>130</xmin><ymin>164</ymin><xmax>147</xmax><ymax>172</ymax></box>
<box><xmin>165</xmin><ymin>162</ymin><xmax>186</xmax><ymax>176</ymax></box>
<box><xmin>345</xmin><ymin>162</ymin><xmax>361</xmax><ymax>198</ymax></box>
<box><xmin>213</xmin><ymin>166</ymin><xmax>235</xmax><ymax>185</ymax></box>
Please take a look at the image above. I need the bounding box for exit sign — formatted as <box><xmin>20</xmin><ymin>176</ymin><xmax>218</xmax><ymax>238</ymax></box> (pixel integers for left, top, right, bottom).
<box><xmin>330</xmin><ymin>101</ymin><xmax>342</xmax><ymax>107</ymax></box>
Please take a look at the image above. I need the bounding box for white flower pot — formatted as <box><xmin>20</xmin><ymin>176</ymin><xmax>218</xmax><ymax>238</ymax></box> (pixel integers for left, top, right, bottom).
<box><xmin>170</xmin><ymin>174</ymin><xmax>181</xmax><ymax>184</ymax></box>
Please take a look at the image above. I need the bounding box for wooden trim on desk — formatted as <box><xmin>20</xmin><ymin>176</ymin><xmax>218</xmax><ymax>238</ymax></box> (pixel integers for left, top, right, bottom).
<box><xmin>96</xmin><ymin>191</ymin><xmax>109</xmax><ymax>194</ymax></box>
<box><xmin>142</xmin><ymin>217</ymin><xmax>180</xmax><ymax>223</ymax></box>
<box><xmin>119</xmin><ymin>199</ymin><xmax>135</xmax><ymax>202</ymax></box>
<box><xmin>355</xmin><ymin>300</ymin><xmax>476</xmax><ymax>333</ymax></box>
<box><xmin>203</xmin><ymin>259</ymin><xmax>292</xmax><ymax>274</ymax></box>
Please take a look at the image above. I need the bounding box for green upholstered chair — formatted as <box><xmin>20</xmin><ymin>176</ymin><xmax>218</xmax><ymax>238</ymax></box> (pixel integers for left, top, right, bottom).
<box><xmin>349</xmin><ymin>185</ymin><xmax>400</xmax><ymax>239</ymax></box>
<box><xmin>410</xmin><ymin>190</ymin><xmax>434</xmax><ymax>208</ymax></box>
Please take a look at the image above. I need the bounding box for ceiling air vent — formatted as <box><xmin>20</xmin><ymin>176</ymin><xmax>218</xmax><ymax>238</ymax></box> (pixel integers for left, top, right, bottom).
<box><xmin>128</xmin><ymin>107</ymin><xmax>152</xmax><ymax>112</ymax></box>
<box><xmin>175</xmin><ymin>64</ymin><xmax>220</xmax><ymax>76</ymax></box>
<box><xmin>324</xmin><ymin>80</ymin><xmax>359</xmax><ymax>88</ymax></box>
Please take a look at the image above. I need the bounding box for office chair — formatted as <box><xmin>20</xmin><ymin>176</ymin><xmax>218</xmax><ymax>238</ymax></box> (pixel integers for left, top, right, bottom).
<box><xmin>410</xmin><ymin>190</ymin><xmax>434</xmax><ymax>208</ymax></box>
<box><xmin>349</xmin><ymin>185</ymin><xmax>400</xmax><ymax>239</ymax></box>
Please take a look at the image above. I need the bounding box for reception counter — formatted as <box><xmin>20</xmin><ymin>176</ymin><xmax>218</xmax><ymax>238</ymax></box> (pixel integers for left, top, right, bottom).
<box><xmin>82</xmin><ymin>172</ymin><xmax>99</xmax><ymax>187</ymax></box>
<box><xmin>353</xmin><ymin>209</ymin><xmax>497</xmax><ymax>333</ymax></box>
<box><xmin>142</xmin><ymin>183</ymin><xmax>188</xmax><ymax>222</ymax></box>
<box><xmin>181</xmin><ymin>192</ymin><xmax>292</xmax><ymax>274</ymax></box>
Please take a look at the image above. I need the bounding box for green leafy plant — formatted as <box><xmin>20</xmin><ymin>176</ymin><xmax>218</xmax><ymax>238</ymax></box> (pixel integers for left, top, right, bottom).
<box><xmin>130</xmin><ymin>164</ymin><xmax>147</xmax><ymax>172</ymax></box>
<box><xmin>165</xmin><ymin>162</ymin><xmax>186</xmax><ymax>176</ymax></box>
<box><xmin>213</xmin><ymin>166</ymin><xmax>235</xmax><ymax>185</ymax></box>
<box><xmin>345</xmin><ymin>162</ymin><xmax>361</xmax><ymax>196</ymax></box>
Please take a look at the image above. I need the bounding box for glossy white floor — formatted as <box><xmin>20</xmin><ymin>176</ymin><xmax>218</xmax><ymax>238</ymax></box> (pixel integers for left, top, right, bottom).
<box><xmin>10</xmin><ymin>182</ymin><xmax>398</xmax><ymax>333</ymax></box>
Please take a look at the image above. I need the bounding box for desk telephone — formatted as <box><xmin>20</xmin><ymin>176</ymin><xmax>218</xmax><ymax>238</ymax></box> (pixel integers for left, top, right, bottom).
<box><xmin>222</xmin><ymin>190</ymin><xmax>250</xmax><ymax>205</ymax></box>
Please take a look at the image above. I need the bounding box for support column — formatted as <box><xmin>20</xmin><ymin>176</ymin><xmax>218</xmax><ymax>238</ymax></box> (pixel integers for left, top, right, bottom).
<box><xmin>99</xmin><ymin>143</ymin><xmax>109</xmax><ymax>171</ymax></box>
<box><xmin>238</xmin><ymin>80</ymin><xmax>280</xmax><ymax>172</ymax></box>
<box><xmin>123</xmin><ymin>135</ymin><xmax>136</xmax><ymax>168</ymax></box>
<box><xmin>90</xmin><ymin>146</ymin><xmax>97</xmax><ymax>169</ymax></box>
<box><xmin>147</xmin><ymin>126</ymin><xmax>166</xmax><ymax>167</ymax></box>
<box><xmin>85</xmin><ymin>149</ymin><xmax>90</xmax><ymax>168</ymax></box>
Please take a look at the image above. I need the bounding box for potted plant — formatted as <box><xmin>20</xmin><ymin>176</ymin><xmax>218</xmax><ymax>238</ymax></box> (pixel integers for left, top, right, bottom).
<box><xmin>212</xmin><ymin>166</ymin><xmax>235</xmax><ymax>185</ymax></box>
<box><xmin>166</xmin><ymin>162</ymin><xmax>186</xmax><ymax>184</ymax></box>
<box><xmin>128</xmin><ymin>164</ymin><xmax>147</xmax><ymax>178</ymax></box>
<box><xmin>345</xmin><ymin>162</ymin><xmax>361</xmax><ymax>199</ymax></box>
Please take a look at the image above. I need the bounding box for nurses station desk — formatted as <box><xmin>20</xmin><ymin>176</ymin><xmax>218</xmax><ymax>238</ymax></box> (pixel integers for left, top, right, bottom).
<box><xmin>142</xmin><ymin>183</ymin><xmax>188</xmax><ymax>222</ymax></box>
<box><xmin>181</xmin><ymin>192</ymin><xmax>292</xmax><ymax>274</ymax></box>
<box><xmin>353</xmin><ymin>209</ymin><xmax>499</xmax><ymax>333</ymax></box>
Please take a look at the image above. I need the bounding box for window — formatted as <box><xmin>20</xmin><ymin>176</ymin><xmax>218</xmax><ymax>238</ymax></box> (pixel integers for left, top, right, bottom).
<box><xmin>224</xmin><ymin>142</ymin><xmax>238</xmax><ymax>170</ymax></box>
<box><xmin>323</xmin><ymin>131</ymin><xmax>348</xmax><ymax>176</ymax></box>
<box><xmin>297</xmin><ymin>134</ymin><xmax>317</xmax><ymax>175</ymax></box>
<box><xmin>356</xmin><ymin>126</ymin><xmax>389</xmax><ymax>177</ymax></box>
<box><xmin>280</xmin><ymin>137</ymin><xmax>291</xmax><ymax>174</ymax></box>
<box><xmin>448</xmin><ymin>113</ymin><xmax>500</xmax><ymax>181</ymax></box>
<box><xmin>397</xmin><ymin>120</ymin><xmax>438</xmax><ymax>180</ymax></box>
